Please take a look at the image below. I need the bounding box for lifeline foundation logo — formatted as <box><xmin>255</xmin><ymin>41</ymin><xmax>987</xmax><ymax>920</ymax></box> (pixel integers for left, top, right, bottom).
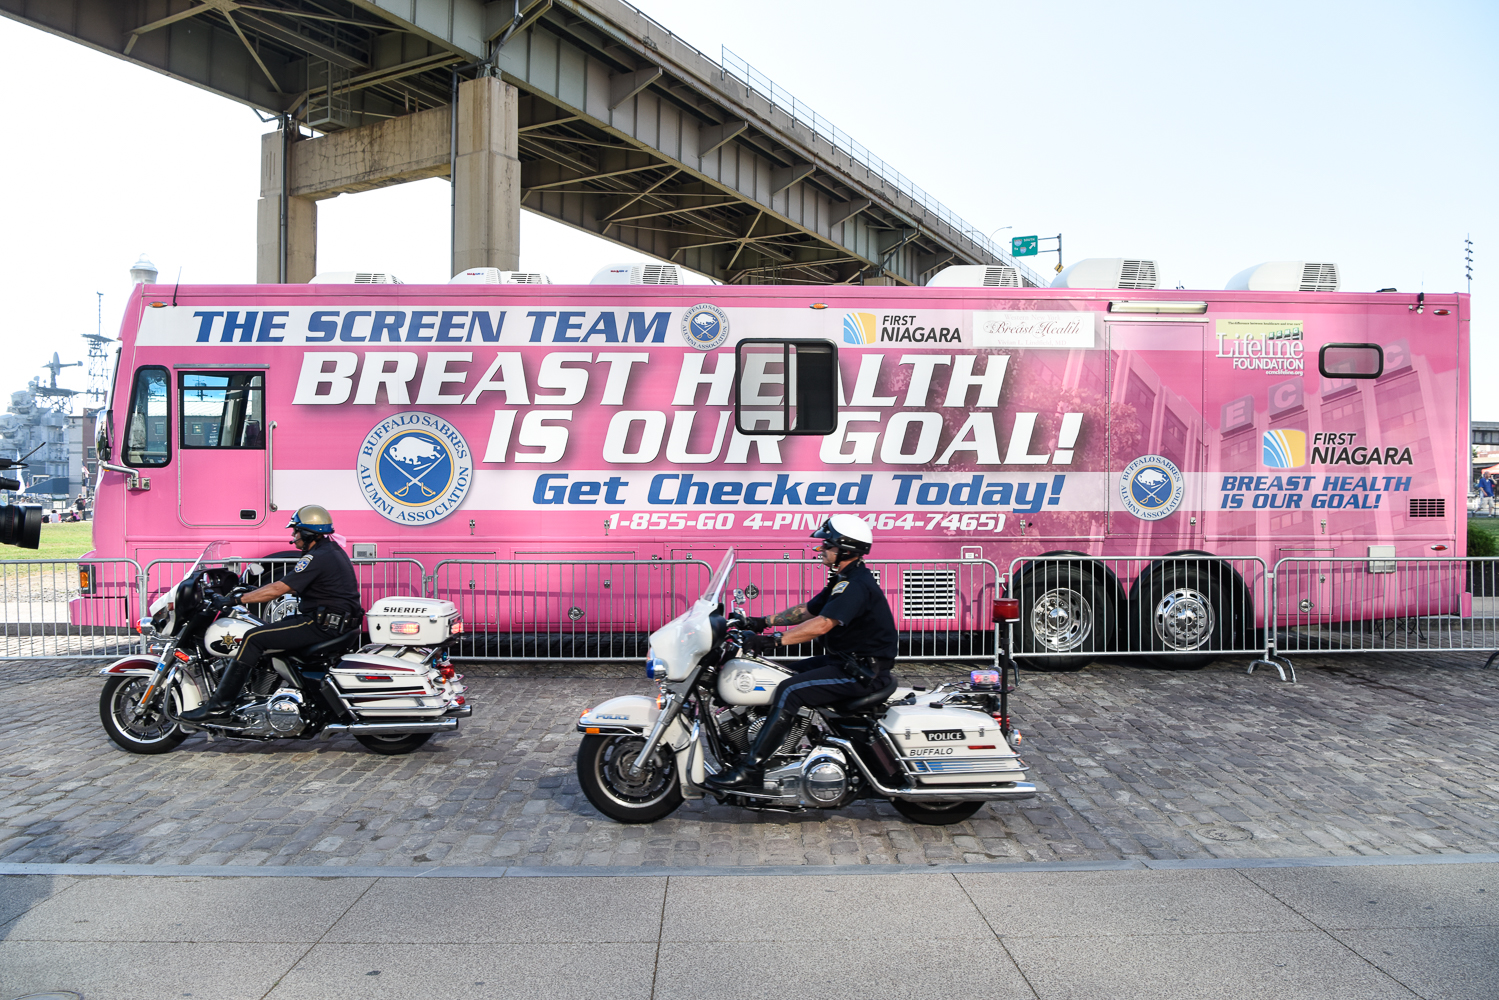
<box><xmin>1215</xmin><ymin>319</ymin><xmax>1304</xmax><ymax>374</ymax></box>
<box><xmin>356</xmin><ymin>412</ymin><xmax>472</xmax><ymax>524</ymax></box>
<box><xmin>1119</xmin><ymin>455</ymin><xmax>1185</xmax><ymax>521</ymax></box>
<box><xmin>680</xmin><ymin>304</ymin><xmax>729</xmax><ymax>351</ymax></box>
<box><xmin>1262</xmin><ymin>429</ymin><xmax>1308</xmax><ymax>468</ymax></box>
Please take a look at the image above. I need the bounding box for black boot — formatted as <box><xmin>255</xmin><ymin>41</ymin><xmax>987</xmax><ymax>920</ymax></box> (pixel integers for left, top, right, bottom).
<box><xmin>179</xmin><ymin>660</ymin><xmax>252</xmax><ymax>722</ymax></box>
<box><xmin>705</xmin><ymin>712</ymin><xmax>798</xmax><ymax>792</ymax></box>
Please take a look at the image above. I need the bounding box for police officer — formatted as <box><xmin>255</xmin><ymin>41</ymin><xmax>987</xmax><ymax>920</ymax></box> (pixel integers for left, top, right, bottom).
<box><xmin>180</xmin><ymin>505</ymin><xmax>363</xmax><ymax>722</ymax></box>
<box><xmin>704</xmin><ymin>514</ymin><xmax>897</xmax><ymax>793</ymax></box>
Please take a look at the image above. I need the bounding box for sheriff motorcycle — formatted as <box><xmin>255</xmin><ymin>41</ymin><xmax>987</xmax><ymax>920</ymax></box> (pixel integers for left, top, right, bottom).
<box><xmin>576</xmin><ymin>550</ymin><xmax>1036</xmax><ymax>825</ymax></box>
<box><xmin>98</xmin><ymin>541</ymin><xmax>471</xmax><ymax>756</ymax></box>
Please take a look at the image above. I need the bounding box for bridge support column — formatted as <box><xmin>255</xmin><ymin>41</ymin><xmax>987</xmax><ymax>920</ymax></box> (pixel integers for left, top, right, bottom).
<box><xmin>256</xmin><ymin>129</ymin><xmax>316</xmax><ymax>283</ymax></box>
<box><xmin>252</xmin><ymin>77</ymin><xmax>519</xmax><ymax>283</ymax></box>
<box><xmin>452</xmin><ymin>76</ymin><xmax>521</xmax><ymax>274</ymax></box>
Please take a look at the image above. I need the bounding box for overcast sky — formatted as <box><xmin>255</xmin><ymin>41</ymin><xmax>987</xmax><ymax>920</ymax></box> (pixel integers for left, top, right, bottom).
<box><xmin>0</xmin><ymin>1</ymin><xmax>1493</xmax><ymax>411</ymax></box>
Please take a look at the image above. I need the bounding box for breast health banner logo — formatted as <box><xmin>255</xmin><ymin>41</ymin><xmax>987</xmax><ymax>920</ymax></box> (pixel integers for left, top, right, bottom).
<box><xmin>843</xmin><ymin>312</ymin><xmax>877</xmax><ymax>345</ymax></box>
<box><xmin>1263</xmin><ymin>429</ymin><xmax>1307</xmax><ymax>468</ymax></box>
<box><xmin>357</xmin><ymin>412</ymin><xmax>472</xmax><ymax>524</ymax></box>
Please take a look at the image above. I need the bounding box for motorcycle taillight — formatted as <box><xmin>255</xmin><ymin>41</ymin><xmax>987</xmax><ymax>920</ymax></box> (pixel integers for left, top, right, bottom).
<box><xmin>438</xmin><ymin>664</ymin><xmax>456</xmax><ymax>680</ymax></box>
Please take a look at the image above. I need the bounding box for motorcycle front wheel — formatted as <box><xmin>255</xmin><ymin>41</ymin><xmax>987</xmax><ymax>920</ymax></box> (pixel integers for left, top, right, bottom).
<box><xmin>577</xmin><ymin>734</ymin><xmax>683</xmax><ymax>823</ymax></box>
<box><xmin>891</xmin><ymin>799</ymin><xmax>984</xmax><ymax>825</ymax></box>
<box><xmin>99</xmin><ymin>676</ymin><xmax>189</xmax><ymax>754</ymax></box>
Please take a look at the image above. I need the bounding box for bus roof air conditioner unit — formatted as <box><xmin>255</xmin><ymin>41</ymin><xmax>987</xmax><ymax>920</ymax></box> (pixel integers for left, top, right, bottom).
<box><xmin>1051</xmin><ymin>258</ymin><xmax>1158</xmax><ymax>290</ymax></box>
<box><xmin>449</xmin><ymin>268</ymin><xmax>554</xmax><ymax>284</ymax></box>
<box><xmin>590</xmin><ymin>263</ymin><xmax>682</xmax><ymax>285</ymax></box>
<box><xmin>309</xmin><ymin>272</ymin><xmax>404</xmax><ymax>284</ymax></box>
<box><xmin>1226</xmin><ymin>261</ymin><xmax>1340</xmax><ymax>292</ymax></box>
<box><xmin>927</xmin><ymin>264</ymin><xmax>1021</xmax><ymax>288</ymax></box>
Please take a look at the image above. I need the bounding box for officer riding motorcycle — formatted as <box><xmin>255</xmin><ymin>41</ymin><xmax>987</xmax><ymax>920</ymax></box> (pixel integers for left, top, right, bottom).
<box><xmin>704</xmin><ymin>514</ymin><xmax>897</xmax><ymax>792</ymax></box>
<box><xmin>179</xmin><ymin>505</ymin><xmax>362</xmax><ymax>723</ymax></box>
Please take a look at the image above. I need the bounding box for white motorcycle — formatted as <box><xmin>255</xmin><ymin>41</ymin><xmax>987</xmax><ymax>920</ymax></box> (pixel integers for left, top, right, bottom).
<box><xmin>98</xmin><ymin>541</ymin><xmax>470</xmax><ymax>756</ymax></box>
<box><xmin>577</xmin><ymin>550</ymin><xmax>1036</xmax><ymax>825</ymax></box>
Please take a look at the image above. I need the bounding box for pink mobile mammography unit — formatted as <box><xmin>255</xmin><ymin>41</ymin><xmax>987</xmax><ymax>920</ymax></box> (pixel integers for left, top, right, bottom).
<box><xmin>78</xmin><ymin>261</ymin><xmax>1469</xmax><ymax>660</ymax></box>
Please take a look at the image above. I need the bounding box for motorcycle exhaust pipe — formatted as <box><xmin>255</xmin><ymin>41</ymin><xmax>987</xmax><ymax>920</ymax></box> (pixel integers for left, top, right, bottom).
<box><xmin>321</xmin><ymin>718</ymin><xmax>460</xmax><ymax>739</ymax></box>
<box><xmin>823</xmin><ymin>737</ymin><xmax>1037</xmax><ymax>802</ymax></box>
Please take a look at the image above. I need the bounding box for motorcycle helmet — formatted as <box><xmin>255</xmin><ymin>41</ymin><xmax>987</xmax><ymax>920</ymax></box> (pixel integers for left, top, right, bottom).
<box><xmin>287</xmin><ymin>504</ymin><xmax>335</xmax><ymax>540</ymax></box>
<box><xmin>810</xmin><ymin>514</ymin><xmax>874</xmax><ymax>558</ymax></box>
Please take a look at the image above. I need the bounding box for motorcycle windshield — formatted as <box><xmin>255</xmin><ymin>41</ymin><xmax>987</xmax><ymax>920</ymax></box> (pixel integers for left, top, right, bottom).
<box><xmin>184</xmin><ymin>540</ymin><xmax>231</xmax><ymax>577</ymax></box>
<box><xmin>701</xmin><ymin>548</ymin><xmax>734</xmax><ymax>606</ymax></box>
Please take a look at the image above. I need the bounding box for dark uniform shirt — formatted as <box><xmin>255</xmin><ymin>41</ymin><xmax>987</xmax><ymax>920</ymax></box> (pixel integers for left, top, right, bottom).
<box><xmin>806</xmin><ymin>560</ymin><xmax>898</xmax><ymax>658</ymax></box>
<box><xmin>284</xmin><ymin>539</ymin><xmax>362</xmax><ymax>618</ymax></box>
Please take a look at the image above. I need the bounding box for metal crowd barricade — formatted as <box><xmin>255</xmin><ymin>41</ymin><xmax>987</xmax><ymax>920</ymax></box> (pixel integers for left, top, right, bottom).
<box><xmin>141</xmin><ymin>555</ymin><xmax>428</xmax><ymax>627</ymax></box>
<box><xmin>1004</xmin><ymin>554</ymin><xmax>1276</xmax><ymax>672</ymax></box>
<box><xmin>0</xmin><ymin>557</ymin><xmax>143</xmax><ymax>659</ymax></box>
<box><xmin>430</xmin><ymin>559</ymin><xmax>714</xmax><ymax>661</ymax></box>
<box><xmin>730</xmin><ymin>557</ymin><xmax>1003</xmax><ymax>662</ymax></box>
<box><xmin>1270</xmin><ymin>556</ymin><xmax>1499</xmax><ymax>665</ymax></box>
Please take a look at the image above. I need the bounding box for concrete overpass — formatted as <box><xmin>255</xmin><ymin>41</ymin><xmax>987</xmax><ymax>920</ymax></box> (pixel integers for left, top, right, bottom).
<box><xmin>2</xmin><ymin>0</ymin><xmax>1045</xmax><ymax>286</ymax></box>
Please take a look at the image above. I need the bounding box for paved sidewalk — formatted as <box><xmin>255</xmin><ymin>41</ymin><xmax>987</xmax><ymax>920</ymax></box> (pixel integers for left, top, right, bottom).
<box><xmin>1</xmin><ymin>856</ymin><xmax>1495</xmax><ymax>999</ymax></box>
<box><xmin>1</xmin><ymin>654</ymin><xmax>1496</xmax><ymax>869</ymax></box>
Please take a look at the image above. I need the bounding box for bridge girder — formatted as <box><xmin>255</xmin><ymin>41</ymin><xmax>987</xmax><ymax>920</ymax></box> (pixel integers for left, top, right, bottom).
<box><xmin>1</xmin><ymin>0</ymin><xmax>1042</xmax><ymax>285</ymax></box>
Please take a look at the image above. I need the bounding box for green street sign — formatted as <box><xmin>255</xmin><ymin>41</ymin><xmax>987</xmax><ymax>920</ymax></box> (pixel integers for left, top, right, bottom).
<box><xmin>1011</xmin><ymin>235</ymin><xmax>1039</xmax><ymax>257</ymax></box>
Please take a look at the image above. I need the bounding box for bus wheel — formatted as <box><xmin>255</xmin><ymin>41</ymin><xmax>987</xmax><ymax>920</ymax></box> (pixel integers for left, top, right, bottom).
<box><xmin>1131</xmin><ymin>567</ymin><xmax>1222</xmax><ymax>669</ymax></box>
<box><xmin>1015</xmin><ymin>564</ymin><xmax>1110</xmax><ymax>672</ymax></box>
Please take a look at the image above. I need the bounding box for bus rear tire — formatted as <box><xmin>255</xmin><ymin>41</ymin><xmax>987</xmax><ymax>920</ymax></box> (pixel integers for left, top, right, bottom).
<box><xmin>1014</xmin><ymin>564</ymin><xmax>1111</xmax><ymax>673</ymax></box>
<box><xmin>1129</xmin><ymin>565</ymin><xmax>1225</xmax><ymax>670</ymax></box>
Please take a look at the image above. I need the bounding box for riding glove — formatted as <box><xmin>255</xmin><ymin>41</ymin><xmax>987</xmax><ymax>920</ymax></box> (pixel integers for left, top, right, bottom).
<box><xmin>741</xmin><ymin>632</ymin><xmax>782</xmax><ymax>655</ymax></box>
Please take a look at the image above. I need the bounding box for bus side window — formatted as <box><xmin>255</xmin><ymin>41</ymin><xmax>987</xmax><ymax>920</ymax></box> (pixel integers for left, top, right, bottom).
<box><xmin>123</xmin><ymin>366</ymin><xmax>170</xmax><ymax>468</ymax></box>
<box><xmin>1319</xmin><ymin>343</ymin><xmax>1383</xmax><ymax>379</ymax></box>
<box><xmin>734</xmin><ymin>339</ymin><xmax>838</xmax><ymax>436</ymax></box>
<box><xmin>179</xmin><ymin>372</ymin><xmax>266</xmax><ymax>449</ymax></box>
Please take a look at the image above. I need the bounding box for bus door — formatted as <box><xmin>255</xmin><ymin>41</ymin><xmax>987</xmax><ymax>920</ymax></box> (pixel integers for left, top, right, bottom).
<box><xmin>1105</xmin><ymin>323</ymin><xmax>1207</xmax><ymax>548</ymax></box>
<box><xmin>175</xmin><ymin>369</ymin><xmax>269</xmax><ymax>527</ymax></box>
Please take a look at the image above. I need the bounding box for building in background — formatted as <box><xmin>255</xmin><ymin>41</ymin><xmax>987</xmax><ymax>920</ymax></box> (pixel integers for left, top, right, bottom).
<box><xmin>1473</xmin><ymin>420</ymin><xmax>1499</xmax><ymax>484</ymax></box>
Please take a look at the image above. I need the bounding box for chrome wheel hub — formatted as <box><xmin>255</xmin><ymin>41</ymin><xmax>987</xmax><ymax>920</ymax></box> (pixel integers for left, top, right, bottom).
<box><xmin>1153</xmin><ymin>587</ymin><xmax>1214</xmax><ymax>650</ymax></box>
<box><xmin>1031</xmin><ymin>587</ymin><xmax>1092</xmax><ymax>652</ymax></box>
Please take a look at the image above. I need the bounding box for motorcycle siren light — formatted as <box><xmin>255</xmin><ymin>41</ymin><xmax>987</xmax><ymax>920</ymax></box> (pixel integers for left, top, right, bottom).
<box><xmin>992</xmin><ymin>598</ymin><xmax>1021</xmax><ymax>623</ymax></box>
<box><xmin>971</xmin><ymin>670</ymin><xmax>1001</xmax><ymax>688</ymax></box>
<box><xmin>388</xmin><ymin>621</ymin><xmax>422</xmax><ymax>635</ymax></box>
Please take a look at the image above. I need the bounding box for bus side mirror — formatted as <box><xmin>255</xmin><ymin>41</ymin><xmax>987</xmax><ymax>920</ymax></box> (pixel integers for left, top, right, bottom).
<box><xmin>733</xmin><ymin>339</ymin><xmax>838</xmax><ymax>436</ymax></box>
<box><xmin>96</xmin><ymin>411</ymin><xmax>113</xmax><ymax>463</ymax></box>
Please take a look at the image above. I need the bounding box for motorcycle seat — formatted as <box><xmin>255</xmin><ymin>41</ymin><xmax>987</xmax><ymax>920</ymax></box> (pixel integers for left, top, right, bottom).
<box><xmin>288</xmin><ymin>628</ymin><xmax>363</xmax><ymax>664</ymax></box>
<box><xmin>829</xmin><ymin>676</ymin><xmax>899</xmax><ymax>714</ymax></box>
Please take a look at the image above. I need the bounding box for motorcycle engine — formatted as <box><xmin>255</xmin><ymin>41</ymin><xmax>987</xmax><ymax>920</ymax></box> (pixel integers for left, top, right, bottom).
<box><xmin>759</xmin><ymin>747</ymin><xmax>854</xmax><ymax>809</ymax></box>
<box><xmin>234</xmin><ymin>688</ymin><xmax>308</xmax><ymax>737</ymax></box>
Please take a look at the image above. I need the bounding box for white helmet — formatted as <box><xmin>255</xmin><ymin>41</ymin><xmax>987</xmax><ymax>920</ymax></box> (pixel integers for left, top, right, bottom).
<box><xmin>811</xmin><ymin>514</ymin><xmax>873</xmax><ymax>557</ymax></box>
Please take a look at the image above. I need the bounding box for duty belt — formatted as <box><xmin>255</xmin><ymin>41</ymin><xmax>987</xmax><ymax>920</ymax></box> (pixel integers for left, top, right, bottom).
<box><xmin>314</xmin><ymin>609</ymin><xmax>353</xmax><ymax>632</ymax></box>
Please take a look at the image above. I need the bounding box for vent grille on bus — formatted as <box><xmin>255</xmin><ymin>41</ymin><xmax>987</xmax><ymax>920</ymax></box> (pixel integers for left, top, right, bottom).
<box><xmin>1118</xmin><ymin>259</ymin><xmax>1158</xmax><ymax>289</ymax></box>
<box><xmin>508</xmin><ymin>272</ymin><xmax>550</xmax><ymax>284</ymax></box>
<box><xmin>1299</xmin><ymin>263</ymin><xmax>1340</xmax><ymax>292</ymax></box>
<box><xmin>353</xmin><ymin>272</ymin><xmax>403</xmax><ymax>284</ymax></box>
<box><xmin>640</xmin><ymin>264</ymin><xmax>680</xmax><ymax>284</ymax></box>
<box><xmin>1408</xmin><ymin>498</ymin><xmax>1446</xmax><ymax>518</ymax></box>
<box><xmin>982</xmin><ymin>266</ymin><xmax>1021</xmax><ymax>287</ymax></box>
<box><xmin>901</xmin><ymin>570</ymin><xmax>956</xmax><ymax>619</ymax></box>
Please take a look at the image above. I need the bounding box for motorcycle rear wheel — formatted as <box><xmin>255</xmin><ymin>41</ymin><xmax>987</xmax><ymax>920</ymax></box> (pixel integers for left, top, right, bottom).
<box><xmin>99</xmin><ymin>676</ymin><xmax>189</xmax><ymax>754</ymax></box>
<box><xmin>891</xmin><ymin>799</ymin><xmax>985</xmax><ymax>825</ymax></box>
<box><xmin>577</xmin><ymin>734</ymin><xmax>683</xmax><ymax>823</ymax></box>
<box><xmin>354</xmin><ymin>733</ymin><xmax>432</xmax><ymax>755</ymax></box>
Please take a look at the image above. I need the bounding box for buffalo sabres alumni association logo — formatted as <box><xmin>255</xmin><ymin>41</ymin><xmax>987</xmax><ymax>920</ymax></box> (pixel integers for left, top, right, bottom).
<box><xmin>356</xmin><ymin>412</ymin><xmax>472</xmax><ymax>525</ymax></box>
<box><xmin>1119</xmin><ymin>454</ymin><xmax>1185</xmax><ymax>521</ymax></box>
<box><xmin>681</xmin><ymin>303</ymin><xmax>729</xmax><ymax>350</ymax></box>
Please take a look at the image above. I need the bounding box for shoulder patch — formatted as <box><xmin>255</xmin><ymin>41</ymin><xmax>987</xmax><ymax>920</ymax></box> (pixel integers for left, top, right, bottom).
<box><xmin>830</xmin><ymin>581</ymin><xmax>849</xmax><ymax>595</ymax></box>
<box><xmin>294</xmin><ymin>555</ymin><xmax>312</xmax><ymax>573</ymax></box>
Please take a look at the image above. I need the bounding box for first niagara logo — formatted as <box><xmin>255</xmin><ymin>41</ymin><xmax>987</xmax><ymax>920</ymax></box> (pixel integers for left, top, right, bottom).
<box><xmin>842</xmin><ymin>312</ymin><xmax>877</xmax><ymax>345</ymax></box>
<box><xmin>356</xmin><ymin>412</ymin><xmax>472</xmax><ymax>525</ymax></box>
<box><xmin>1262</xmin><ymin>429</ymin><xmax>1307</xmax><ymax>468</ymax></box>
<box><xmin>1119</xmin><ymin>455</ymin><xmax>1185</xmax><ymax>521</ymax></box>
<box><xmin>681</xmin><ymin>304</ymin><xmax>729</xmax><ymax>351</ymax></box>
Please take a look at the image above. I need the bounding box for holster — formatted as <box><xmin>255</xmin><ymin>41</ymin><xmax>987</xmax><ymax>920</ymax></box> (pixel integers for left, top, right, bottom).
<box><xmin>836</xmin><ymin>652</ymin><xmax>879</xmax><ymax>683</ymax></box>
<box><xmin>314</xmin><ymin>609</ymin><xmax>353</xmax><ymax>633</ymax></box>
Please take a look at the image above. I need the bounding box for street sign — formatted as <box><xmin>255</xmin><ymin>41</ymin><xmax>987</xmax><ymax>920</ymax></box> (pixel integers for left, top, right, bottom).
<box><xmin>1011</xmin><ymin>235</ymin><xmax>1038</xmax><ymax>257</ymax></box>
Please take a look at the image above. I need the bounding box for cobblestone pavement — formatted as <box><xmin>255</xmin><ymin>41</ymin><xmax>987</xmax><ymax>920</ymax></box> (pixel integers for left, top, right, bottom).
<box><xmin>1</xmin><ymin>653</ymin><xmax>1496</xmax><ymax>869</ymax></box>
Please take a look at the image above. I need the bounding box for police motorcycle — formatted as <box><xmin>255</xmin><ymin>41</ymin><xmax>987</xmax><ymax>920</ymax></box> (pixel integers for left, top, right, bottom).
<box><xmin>97</xmin><ymin>541</ymin><xmax>470</xmax><ymax>756</ymax></box>
<box><xmin>576</xmin><ymin>550</ymin><xmax>1036</xmax><ymax>825</ymax></box>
